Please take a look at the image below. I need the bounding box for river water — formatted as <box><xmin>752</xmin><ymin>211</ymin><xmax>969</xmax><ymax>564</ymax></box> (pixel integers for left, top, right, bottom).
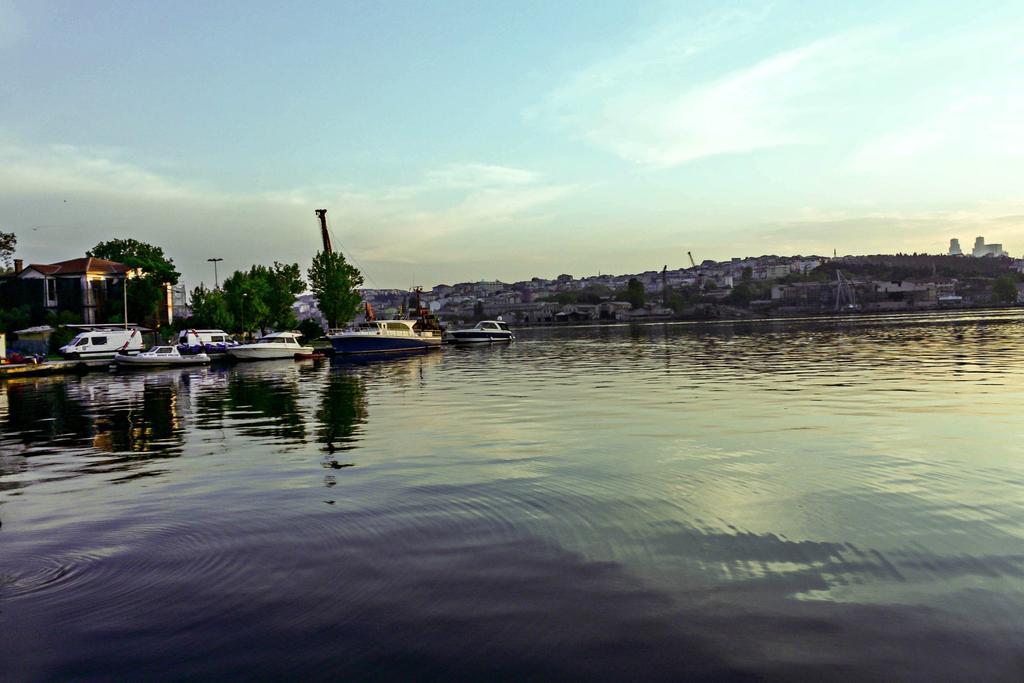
<box><xmin>2</xmin><ymin>310</ymin><xmax>1024</xmax><ymax>680</ymax></box>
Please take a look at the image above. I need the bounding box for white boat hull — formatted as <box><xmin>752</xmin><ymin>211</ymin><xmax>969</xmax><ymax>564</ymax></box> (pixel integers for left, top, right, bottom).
<box><xmin>227</xmin><ymin>345</ymin><xmax>313</xmax><ymax>361</ymax></box>
<box><xmin>114</xmin><ymin>352</ymin><xmax>211</xmax><ymax>367</ymax></box>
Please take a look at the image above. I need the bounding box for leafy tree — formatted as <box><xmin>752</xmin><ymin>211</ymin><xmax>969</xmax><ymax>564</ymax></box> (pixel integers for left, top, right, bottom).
<box><xmin>223</xmin><ymin>262</ymin><xmax>304</xmax><ymax>334</ymax></box>
<box><xmin>725</xmin><ymin>281</ymin><xmax>755</xmax><ymax>307</ymax></box>
<box><xmin>47</xmin><ymin>310</ymin><xmax>84</xmax><ymax>355</ymax></box>
<box><xmin>189</xmin><ymin>285</ymin><xmax>235</xmax><ymax>330</ymax></box>
<box><xmin>263</xmin><ymin>262</ymin><xmax>305</xmax><ymax>330</ymax></box>
<box><xmin>992</xmin><ymin>274</ymin><xmax>1019</xmax><ymax>304</ymax></box>
<box><xmin>0</xmin><ymin>231</ymin><xmax>16</xmax><ymax>269</ymax></box>
<box><xmin>0</xmin><ymin>304</ymin><xmax>31</xmax><ymax>334</ymax></box>
<box><xmin>623</xmin><ymin>278</ymin><xmax>646</xmax><ymax>309</ymax></box>
<box><xmin>307</xmin><ymin>250</ymin><xmax>363</xmax><ymax>328</ymax></box>
<box><xmin>298</xmin><ymin>317</ymin><xmax>325</xmax><ymax>342</ymax></box>
<box><xmin>89</xmin><ymin>239</ymin><xmax>180</xmax><ymax>326</ymax></box>
<box><xmin>88</xmin><ymin>238</ymin><xmax>180</xmax><ymax>284</ymax></box>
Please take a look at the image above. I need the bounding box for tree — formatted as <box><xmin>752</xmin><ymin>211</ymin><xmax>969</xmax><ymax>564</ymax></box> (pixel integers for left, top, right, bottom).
<box><xmin>623</xmin><ymin>278</ymin><xmax>646</xmax><ymax>309</ymax></box>
<box><xmin>307</xmin><ymin>250</ymin><xmax>363</xmax><ymax>328</ymax></box>
<box><xmin>89</xmin><ymin>239</ymin><xmax>180</xmax><ymax>326</ymax></box>
<box><xmin>88</xmin><ymin>238</ymin><xmax>179</xmax><ymax>284</ymax></box>
<box><xmin>992</xmin><ymin>274</ymin><xmax>1019</xmax><ymax>304</ymax></box>
<box><xmin>223</xmin><ymin>262</ymin><xmax>305</xmax><ymax>334</ymax></box>
<box><xmin>0</xmin><ymin>231</ymin><xmax>16</xmax><ymax>269</ymax></box>
<box><xmin>725</xmin><ymin>281</ymin><xmax>755</xmax><ymax>307</ymax></box>
<box><xmin>189</xmin><ymin>285</ymin><xmax>234</xmax><ymax>330</ymax></box>
<box><xmin>263</xmin><ymin>262</ymin><xmax>305</xmax><ymax>330</ymax></box>
<box><xmin>298</xmin><ymin>317</ymin><xmax>325</xmax><ymax>342</ymax></box>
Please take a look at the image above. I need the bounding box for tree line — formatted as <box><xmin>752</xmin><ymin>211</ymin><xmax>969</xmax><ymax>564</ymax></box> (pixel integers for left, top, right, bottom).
<box><xmin>188</xmin><ymin>249</ymin><xmax>363</xmax><ymax>335</ymax></box>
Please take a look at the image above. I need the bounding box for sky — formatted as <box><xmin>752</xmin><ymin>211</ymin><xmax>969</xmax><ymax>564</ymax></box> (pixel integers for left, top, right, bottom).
<box><xmin>2</xmin><ymin>0</ymin><xmax>1024</xmax><ymax>290</ymax></box>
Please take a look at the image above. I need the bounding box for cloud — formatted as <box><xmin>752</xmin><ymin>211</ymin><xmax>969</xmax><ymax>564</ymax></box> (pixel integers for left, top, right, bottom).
<box><xmin>531</xmin><ymin>11</ymin><xmax>880</xmax><ymax>167</ymax></box>
<box><xmin>852</xmin><ymin>90</ymin><xmax>1024</xmax><ymax>171</ymax></box>
<box><xmin>749</xmin><ymin>206</ymin><xmax>1024</xmax><ymax>257</ymax></box>
<box><xmin>423</xmin><ymin>163</ymin><xmax>540</xmax><ymax>189</ymax></box>
<box><xmin>0</xmin><ymin>140</ymin><xmax>574</xmax><ymax>286</ymax></box>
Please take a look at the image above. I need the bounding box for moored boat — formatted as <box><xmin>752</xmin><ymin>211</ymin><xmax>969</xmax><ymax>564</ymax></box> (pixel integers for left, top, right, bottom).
<box><xmin>176</xmin><ymin>328</ymin><xmax>239</xmax><ymax>356</ymax></box>
<box><xmin>114</xmin><ymin>345</ymin><xmax>211</xmax><ymax>367</ymax></box>
<box><xmin>226</xmin><ymin>332</ymin><xmax>313</xmax><ymax>361</ymax></box>
<box><xmin>328</xmin><ymin>320</ymin><xmax>442</xmax><ymax>355</ymax></box>
<box><xmin>444</xmin><ymin>320</ymin><xmax>515</xmax><ymax>344</ymax></box>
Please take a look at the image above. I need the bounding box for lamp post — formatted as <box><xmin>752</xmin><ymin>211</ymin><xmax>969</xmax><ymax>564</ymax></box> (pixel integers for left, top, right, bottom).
<box><xmin>241</xmin><ymin>293</ymin><xmax>248</xmax><ymax>339</ymax></box>
<box><xmin>122</xmin><ymin>274</ymin><xmax>128</xmax><ymax>330</ymax></box>
<box><xmin>207</xmin><ymin>257</ymin><xmax>223</xmax><ymax>289</ymax></box>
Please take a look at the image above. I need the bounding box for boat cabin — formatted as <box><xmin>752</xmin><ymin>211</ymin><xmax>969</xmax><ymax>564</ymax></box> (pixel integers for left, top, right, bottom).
<box><xmin>255</xmin><ymin>332</ymin><xmax>304</xmax><ymax>345</ymax></box>
<box><xmin>475</xmin><ymin>321</ymin><xmax>511</xmax><ymax>331</ymax></box>
<box><xmin>354</xmin><ymin>320</ymin><xmax>419</xmax><ymax>336</ymax></box>
<box><xmin>143</xmin><ymin>346</ymin><xmax>179</xmax><ymax>356</ymax></box>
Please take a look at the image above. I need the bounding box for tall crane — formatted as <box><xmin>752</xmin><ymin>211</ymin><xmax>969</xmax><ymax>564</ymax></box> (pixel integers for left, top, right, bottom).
<box><xmin>315</xmin><ymin>209</ymin><xmax>333</xmax><ymax>254</ymax></box>
<box><xmin>687</xmin><ymin>251</ymin><xmax>706</xmax><ymax>292</ymax></box>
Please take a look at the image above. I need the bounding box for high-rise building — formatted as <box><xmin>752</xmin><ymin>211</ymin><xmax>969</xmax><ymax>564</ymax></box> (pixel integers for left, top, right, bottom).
<box><xmin>972</xmin><ymin>237</ymin><xmax>1007</xmax><ymax>258</ymax></box>
<box><xmin>949</xmin><ymin>238</ymin><xmax>962</xmax><ymax>256</ymax></box>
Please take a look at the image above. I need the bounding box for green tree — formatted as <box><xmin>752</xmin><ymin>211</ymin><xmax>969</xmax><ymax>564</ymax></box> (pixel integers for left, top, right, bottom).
<box><xmin>725</xmin><ymin>281</ymin><xmax>761</xmax><ymax>307</ymax></box>
<box><xmin>307</xmin><ymin>250</ymin><xmax>363</xmax><ymax>328</ymax></box>
<box><xmin>623</xmin><ymin>278</ymin><xmax>646</xmax><ymax>309</ymax></box>
<box><xmin>223</xmin><ymin>262</ymin><xmax>304</xmax><ymax>334</ymax></box>
<box><xmin>189</xmin><ymin>285</ymin><xmax>235</xmax><ymax>330</ymax></box>
<box><xmin>298</xmin><ymin>317</ymin><xmax>325</xmax><ymax>342</ymax></box>
<box><xmin>89</xmin><ymin>239</ymin><xmax>180</xmax><ymax>326</ymax></box>
<box><xmin>88</xmin><ymin>238</ymin><xmax>180</xmax><ymax>283</ymax></box>
<box><xmin>992</xmin><ymin>274</ymin><xmax>1019</xmax><ymax>304</ymax></box>
<box><xmin>0</xmin><ymin>231</ymin><xmax>16</xmax><ymax>270</ymax></box>
<box><xmin>0</xmin><ymin>304</ymin><xmax>31</xmax><ymax>334</ymax></box>
<box><xmin>263</xmin><ymin>262</ymin><xmax>305</xmax><ymax>330</ymax></box>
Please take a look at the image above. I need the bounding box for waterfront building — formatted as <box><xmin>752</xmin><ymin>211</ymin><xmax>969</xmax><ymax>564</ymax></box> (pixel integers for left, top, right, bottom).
<box><xmin>0</xmin><ymin>255</ymin><xmax>176</xmax><ymax>325</ymax></box>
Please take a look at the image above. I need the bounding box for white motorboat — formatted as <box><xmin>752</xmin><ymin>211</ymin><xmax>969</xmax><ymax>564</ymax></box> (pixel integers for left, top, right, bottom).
<box><xmin>226</xmin><ymin>332</ymin><xmax>313</xmax><ymax>361</ymax></box>
<box><xmin>114</xmin><ymin>345</ymin><xmax>211</xmax><ymax>367</ymax></box>
<box><xmin>328</xmin><ymin>320</ymin><xmax>443</xmax><ymax>354</ymax></box>
<box><xmin>443</xmin><ymin>320</ymin><xmax>515</xmax><ymax>344</ymax></box>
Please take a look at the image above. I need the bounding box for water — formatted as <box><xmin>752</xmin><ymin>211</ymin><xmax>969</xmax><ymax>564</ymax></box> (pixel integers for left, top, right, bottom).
<box><xmin>3</xmin><ymin>310</ymin><xmax>1024</xmax><ymax>680</ymax></box>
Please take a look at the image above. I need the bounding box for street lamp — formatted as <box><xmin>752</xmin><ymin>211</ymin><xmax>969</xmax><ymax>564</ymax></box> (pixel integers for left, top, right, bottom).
<box><xmin>241</xmin><ymin>292</ymin><xmax>248</xmax><ymax>339</ymax></box>
<box><xmin>207</xmin><ymin>257</ymin><xmax>223</xmax><ymax>289</ymax></box>
<box><xmin>122</xmin><ymin>273</ymin><xmax>128</xmax><ymax>330</ymax></box>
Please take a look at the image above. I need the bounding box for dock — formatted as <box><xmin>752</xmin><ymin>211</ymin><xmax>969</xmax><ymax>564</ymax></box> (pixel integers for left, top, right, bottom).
<box><xmin>0</xmin><ymin>359</ymin><xmax>111</xmax><ymax>379</ymax></box>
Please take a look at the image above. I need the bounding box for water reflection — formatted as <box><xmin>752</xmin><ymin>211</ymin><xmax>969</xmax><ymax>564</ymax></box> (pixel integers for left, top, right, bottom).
<box><xmin>317</xmin><ymin>368</ymin><xmax>367</xmax><ymax>453</ymax></box>
<box><xmin>2</xmin><ymin>310</ymin><xmax>1024</xmax><ymax>680</ymax></box>
<box><xmin>221</xmin><ymin>363</ymin><xmax>306</xmax><ymax>443</ymax></box>
<box><xmin>92</xmin><ymin>374</ymin><xmax>188</xmax><ymax>455</ymax></box>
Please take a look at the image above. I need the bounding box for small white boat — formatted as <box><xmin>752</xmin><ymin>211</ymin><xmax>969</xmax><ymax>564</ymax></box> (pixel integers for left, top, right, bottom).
<box><xmin>443</xmin><ymin>320</ymin><xmax>515</xmax><ymax>344</ymax></box>
<box><xmin>114</xmin><ymin>345</ymin><xmax>211</xmax><ymax>367</ymax></box>
<box><xmin>226</xmin><ymin>331</ymin><xmax>313</xmax><ymax>361</ymax></box>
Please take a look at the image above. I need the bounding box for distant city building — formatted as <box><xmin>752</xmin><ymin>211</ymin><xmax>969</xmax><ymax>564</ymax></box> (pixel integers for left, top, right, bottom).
<box><xmin>972</xmin><ymin>236</ymin><xmax>1006</xmax><ymax>258</ymax></box>
<box><xmin>948</xmin><ymin>238</ymin><xmax>962</xmax><ymax>256</ymax></box>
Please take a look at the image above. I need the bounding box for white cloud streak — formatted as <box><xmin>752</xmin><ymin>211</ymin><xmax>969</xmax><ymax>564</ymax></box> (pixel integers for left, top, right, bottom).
<box><xmin>532</xmin><ymin>12</ymin><xmax>881</xmax><ymax>167</ymax></box>
<box><xmin>0</xmin><ymin>141</ymin><xmax>574</xmax><ymax>286</ymax></box>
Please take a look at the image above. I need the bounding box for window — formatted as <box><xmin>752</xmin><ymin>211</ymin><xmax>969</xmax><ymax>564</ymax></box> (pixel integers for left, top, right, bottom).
<box><xmin>156</xmin><ymin>348</ymin><xmax>172</xmax><ymax>354</ymax></box>
<box><xmin>91</xmin><ymin>336</ymin><xmax>108</xmax><ymax>345</ymax></box>
<box><xmin>75</xmin><ymin>337</ymin><xmax>89</xmax><ymax>347</ymax></box>
<box><xmin>46</xmin><ymin>278</ymin><xmax>56</xmax><ymax>302</ymax></box>
<box><xmin>211</xmin><ymin>336</ymin><xmax>224</xmax><ymax>343</ymax></box>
